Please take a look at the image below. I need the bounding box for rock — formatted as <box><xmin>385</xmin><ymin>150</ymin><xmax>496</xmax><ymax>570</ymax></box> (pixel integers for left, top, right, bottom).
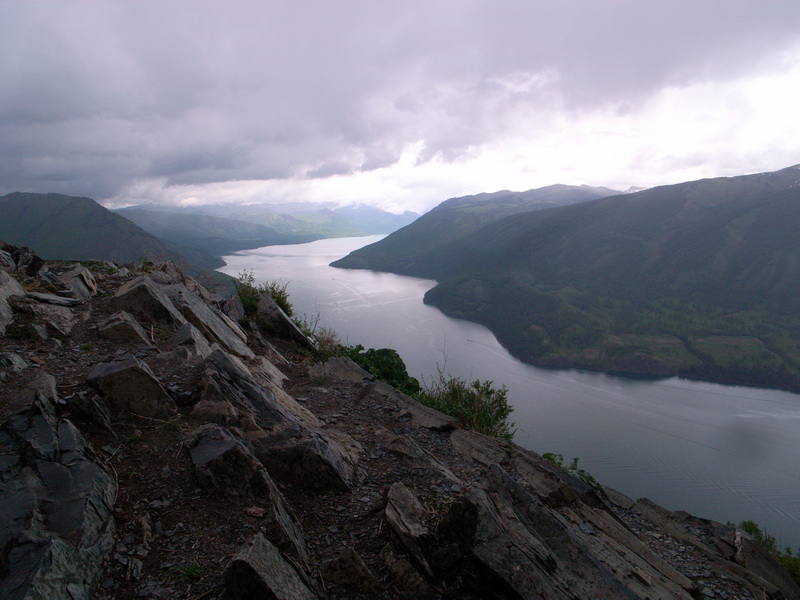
<box><xmin>59</xmin><ymin>266</ymin><xmax>98</xmax><ymax>301</ymax></box>
<box><xmin>0</xmin><ymin>247</ymin><xmax>15</xmax><ymax>272</ymax></box>
<box><xmin>384</xmin><ymin>482</ymin><xmax>434</xmax><ymax>577</ymax></box>
<box><xmin>164</xmin><ymin>284</ymin><xmax>254</xmax><ymax>358</ymax></box>
<box><xmin>0</xmin><ymin>397</ymin><xmax>116</xmax><ymax>600</ymax></box>
<box><xmin>0</xmin><ymin>270</ymin><xmax>25</xmax><ymax>334</ymax></box>
<box><xmin>10</xmin><ymin>296</ymin><xmax>78</xmax><ymax>337</ymax></box>
<box><xmin>98</xmin><ymin>311</ymin><xmax>152</xmax><ymax>345</ymax></box>
<box><xmin>221</xmin><ymin>293</ymin><xmax>246</xmax><ymax>323</ymax></box>
<box><xmin>109</xmin><ymin>275</ymin><xmax>186</xmax><ymax>326</ymax></box>
<box><xmin>255</xmin><ymin>294</ymin><xmax>316</xmax><ymax>352</ymax></box>
<box><xmin>173</xmin><ymin>321</ymin><xmax>214</xmax><ymax>358</ymax></box>
<box><xmin>381</xmin><ymin>543</ymin><xmax>437</xmax><ymax>597</ymax></box>
<box><xmin>224</xmin><ymin>534</ymin><xmax>317</xmax><ymax>600</ymax></box>
<box><xmin>65</xmin><ymin>391</ymin><xmax>114</xmax><ymax>432</ymax></box>
<box><xmin>87</xmin><ymin>355</ymin><xmax>178</xmax><ymax>419</ymax></box>
<box><xmin>0</xmin><ymin>351</ymin><xmax>27</xmax><ymax>373</ymax></box>
<box><xmin>308</xmin><ymin>357</ymin><xmax>375</xmax><ymax>383</ymax></box>
<box><xmin>11</xmin><ymin>246</ymin><xmax>45</xmax><ymax>275</ymax></box>
<box><xmin>321</xmin><ymin>548</ymin><xmax>381</xmax><ymax>594</ymax></box>
<box><xmin>187</xmin><ymin>425</ymin><xmax>309</xmax><ymax>563</ymax></box>
<box><xmin>25</xmin><ymin>291</ymin><xmax>82</xmax><ymax>306</ymax></box>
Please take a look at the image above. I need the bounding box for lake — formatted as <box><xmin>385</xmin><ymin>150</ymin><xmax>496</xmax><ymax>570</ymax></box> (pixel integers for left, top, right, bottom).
<box><xmin>220</xmin><ymin>235</ymin><xmax>800</xmax><ymax>549</ymax></box>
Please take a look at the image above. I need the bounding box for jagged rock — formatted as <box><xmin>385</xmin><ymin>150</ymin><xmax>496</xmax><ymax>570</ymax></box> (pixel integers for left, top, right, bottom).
<box><xmin>98</xmin><ymin>311</ymin><xmax>152</xmax><ymax>345</ymax></box>
<box><xmin>173</xmin><ymin>321</ymin><xmax>214</xmax><ymax>358</ymax></box>
<box><xmin>308</xmin><ymin>356</ymin><xmax>375</xmax><ymax>383</ymax></box>
<box><xmin>187</xmin><ymin>424</ymin><xmax>308</xmax><ymax>563</ymax></box>
<box><xmin>321</xmin><ymin>548</ymin><xmax>381</xmax><ymax>594</ymax></box>
<box><xmin>59</xmin><ymin>266</ymin><xmax>98</xmax><ymax>301</ymax></box>
<box><xmin>0</xmin><ymin>394</ymin><xmax>116</xmax><ymax>600</ymax></box>
<box><xmin>252</xmin><ymin>428</ymin><xmax>357</xmax><ymax>492</ymax></box>
<box><xmin>255</xmin><ymin>294</ymin><xmax>316</xmax><ymax>352</ymax></box>
<box><xmin>9</xmin><ymin>296</ymin><xmax>78</xmax><ymax>337</ymax></box>
<box><xmin>222</xmin><ymin>293</ymin><xmax>246</xmax><ymax>323</ymax></box>
<box><xmin>164</xmin><ymin>284</ymin><xmax>254</xmax><ymax>358</ymax></box>
<box><xmin>109</xmin><ymin>275</ymin><xmax>186</xmax><ymax>325</ymax></box>
<box><xmin>11</xmin><ymin>246</ymin><xmax>45</xmax><ymax>275</ymax></box>
<box><xmin>382</xmin><ymin>431</ymin><xmax>462</xmax><ymax>487</ymax></box>
<box><xmin>25</xmin><ymin>291</ymin><xmax>82</xmax><ymax>306</ymax></box>
<box><xmin>385</xmin><ymin>482</ymin><xmax>434</xmax><ymax>578</ymax></box>
<box><xmin>224</xmin><ymin>534</ymin><xmax>317</xmax><ymax>600</ymax></box>
<box><xmin>0</xmin><ymin>270</ymin><xmax>25</xmax><ymax>334</ymax></box>
<box><xmin>0</xmin><ymin>351</ymin><xmax>27</xmax><ymax>373</ymax></box>
<box><xmin>381</xmin><ymin>543</ymin><xmax>437</xmax><ymax>597</ymax></box>
<box><xmin>87</xmin><ymin>355</ymin><xmax>178</xmax><ymax>419</ymax></box>
<box><xmin>0</xmin><ymin>247</ymin><xmax>15</xmax><ymax>272</ymax></box>
<box><xmin>65</xmin><ymin>390</ymin><xmax>114</xmax><ymax>432</ymax></box>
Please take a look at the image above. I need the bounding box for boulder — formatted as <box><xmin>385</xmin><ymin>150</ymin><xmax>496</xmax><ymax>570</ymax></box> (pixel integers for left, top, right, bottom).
<box><xmin>187</xmin><ymin>425</ymin><xmax>308</xmax><ymax>563</ymax></box>
<box><xmin>98</xmin><ymin>311</ymin><xmax>152</xmax><ymax>345</ymax></box>
<box><xmin>0</xmin><ymin>247</ymin><xmax>15</xmax><ymax>272</ymax></box>
<box><xmin>11</xmin><ymin>246</ymin><xmax>45</xmax><ymax>275</ymax></box>
<box><xmin>321</xmin><ymin>548</ymin><xmax>381</xmax><ymax>594</ymax></box>
<box><xmin>25</xmin><ymin>291</ymin><xmax>82</xmax><ymax>306</ymax></box>
<box><xmin>0</xmin><ymin>395</ymin><xmax>116</xmax><ymax>600</ymax></box>
<box><xmin>87</xmin><ymin>355</ymin><xmax>178</xmax><ymax>419</ymax></box>
<box><xmin>224</xmin><ymin>534</ymin><xmax>317</xmax><ymax>600</ymax></box>
<box><xmin>384</xmin><ymin>482</ymin><xmax>434</xmax><ymax>578</ymax></box>
<box><xmin>174</xmin><ymin>321</ymin><xmax>214</xmax><ymax>358</ymax></box>
<box><xmin>59</xmin><ymin>266</ymin><xmax>97</xmax><ymax>301</ymax></box>
<box><xmin>0</xmin><ymin>351</ymin><xmax>28</xmax><ymax>373</ymax></box>
<box><xmin>221</xmin><ymin>293</ymin><xmax>246</xmax><ymax>323</ymax></box>
<box><xmin>255</xmin><ymin>294</ymin><xmax>316</xmax><ymax>351</ymax></box>
<box><xmin>108</xmin><ymin>275</ymin><xmax>186</xmax><ymax>325</ymax></box>
<box><xmin>9</xmin><ymin>296</ymin><xmax>78</xmax><ymax>337</ymax></box>
<box><xmin>164</xmin><ymin>284</ymin><xmax>254</xmax><ymax>358</ymax></box>
<box><xmin>0</xmin><ymin>270</ymin><xmax>25</xmax><ymax>334</ymax></box>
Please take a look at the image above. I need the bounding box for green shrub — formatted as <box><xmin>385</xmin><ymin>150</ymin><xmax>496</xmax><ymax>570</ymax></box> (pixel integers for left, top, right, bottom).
<box><xmin>739</xmin><ymin>520</ymin><xmax>800</xmax><ymax>585</ymax></box>
<box><xmin>235</xmin><ymin>269</ymin><xmax>293</xmax><ymax>316</ymax></box>
<box><xmin>416</xmin><ymin>370</ymin><xmax>514</xmax><ymax>439</ymax></box>
<box><xmin>542</xmin><ymin>453</ymin><xmax>600</xmax><ymax>489</ymax></box>
<box><xmin>342</xmin><ymin>345</ymin><xmax>421</xmax><ymax>395</ymax></box>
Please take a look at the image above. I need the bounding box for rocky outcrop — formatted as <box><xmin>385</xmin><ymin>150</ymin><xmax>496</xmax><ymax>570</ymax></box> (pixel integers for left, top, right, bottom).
<box><xmin>1</xmin><ymin>249</ymin><xmax>797</xmax><ymax>600</ymax></box>
<box><xmin>0</xmin><ymin>379</ymin><xmax>116</xmax><ymax>600</ymax></box>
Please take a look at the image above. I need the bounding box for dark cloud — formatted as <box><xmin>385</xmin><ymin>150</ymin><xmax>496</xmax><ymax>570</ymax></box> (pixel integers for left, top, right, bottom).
<box><xmin>1</xmin><ymin>0</ymin><xmax>799</xmax><ymax>202</ymax></box>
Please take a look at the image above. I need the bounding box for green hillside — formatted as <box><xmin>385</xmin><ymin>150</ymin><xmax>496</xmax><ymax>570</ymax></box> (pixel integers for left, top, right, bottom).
<box><xmin>331</xmin><ymin>184</ymin><xmax>619</xmax><ymax>275</ymax></box>
<box><xmin>334</xmin><ymin>166</ymin><xmax>800</xmax><ymax>391</ymax></box>
<box><xmin>0</xmin><ymin>193</ymin><xmax>185</xmax><ymax>264</ymax></box>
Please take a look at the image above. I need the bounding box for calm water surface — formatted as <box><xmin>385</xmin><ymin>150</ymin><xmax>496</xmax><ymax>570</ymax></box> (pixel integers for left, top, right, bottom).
<box><xmin>221</xmin><ymin>235</ymin><xmax>800</xmax><ymax>548</ymax></box>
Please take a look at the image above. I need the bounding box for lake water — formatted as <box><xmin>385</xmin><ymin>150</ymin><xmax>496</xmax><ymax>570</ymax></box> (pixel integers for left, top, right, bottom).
<box><xmin>220</xmin><ymin>235</ymin><xmax>800</xmax><ymax>549</ymax></box>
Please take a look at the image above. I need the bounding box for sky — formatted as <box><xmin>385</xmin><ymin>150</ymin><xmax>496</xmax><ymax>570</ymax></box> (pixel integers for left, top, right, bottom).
<box><xmin>2</xmin><ymin>1</ymin><xmax>800</xmax><ymax>214</ymax></box>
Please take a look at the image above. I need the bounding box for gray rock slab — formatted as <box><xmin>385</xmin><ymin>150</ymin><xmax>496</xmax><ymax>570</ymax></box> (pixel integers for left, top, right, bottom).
<box><xmin>87</xmin><ymin>355</ymin><xmax>177</xmax><ymax>419</ymax></box>
<box><xmin>0</xmin><ymin>398</ymin><xmax>116</xmax><ymax>600</ymax></box>
<box><xmin>25</xmin><ymin>291</ymin><xmax>82</xmax><ymax>306</ymax></box>
<box><xmin>109</xmin><ymin>276</ymin><xmax>186</xmax><ymax>325</ymax></box>
<box><xmin>98</xmin><ymin>311</ymin><xmax>152</xmax><ymax>345</ymax></box>
<box><xmin>165</xmin><ymin>284</ymin><xmax>254</xmax><ymax>358</ymax></box>
<box><xmin>224</xmin><ymin>533</ymin><xmax>317</xmax><ymax>600</ymax></box>
<box><xmin>255</xmin><ymin>294</ymin><xmax>316</xmax><ymax>352</ymax></box>
<box><xmin>174</xmin><ymin>321</ymin><xmax>213</xmax><ymax>358</ymax></box>
<box><xmin>59</xmin><ymin>266</ymin><xmax>98</xmax><ymax>301</ymax></box>
<box><xmin>0</xmin><ymin>270</ymin><xmax>25</xmax><ymax>334</ymax></box>
<box><xmin>385</xmin><ymin>482</ymin><xmax>434</xmax><ymax>577</ymax></box>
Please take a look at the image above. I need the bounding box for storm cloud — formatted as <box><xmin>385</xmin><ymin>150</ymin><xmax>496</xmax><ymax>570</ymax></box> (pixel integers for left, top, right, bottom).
<box><xmin>2</xmin><ymin>1</ymin><xmax>799</xmax><ymax>212</ymax></box>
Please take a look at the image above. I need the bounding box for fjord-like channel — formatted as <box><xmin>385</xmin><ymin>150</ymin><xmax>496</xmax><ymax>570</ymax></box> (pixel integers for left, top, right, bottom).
<box><xmin>220</xmin><ymin>235</ymin><xmax>800</xmax><ymax>549</ymax></box>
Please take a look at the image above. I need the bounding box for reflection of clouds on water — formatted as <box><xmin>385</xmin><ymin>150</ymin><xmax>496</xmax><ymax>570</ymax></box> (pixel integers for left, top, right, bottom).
<box><xmin>717</xmin><ymin>416</ymin><xmax>771</xmax><ymax>462</ymax></box>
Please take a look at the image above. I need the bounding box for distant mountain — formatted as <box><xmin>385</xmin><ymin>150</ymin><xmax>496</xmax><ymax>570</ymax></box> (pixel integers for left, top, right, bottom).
<box><xmin>331</xmin><ymin>184</ymin><xmax>620</xmax><ymax>276</ymax></box>
<box><xmin>0</xmin><ymin>193</ymin><xmax>185</xmax><ymax>265</ymax></box>
<box><xmin>120</xmin><ymin>202</ymin><xmax>420</xmax><ymax>239</ymax></box>
<box><xmin>115</xmin><ymin>208</ymin><xmax>307</xmax><ymax>260</ymax></box>
<box><xmin>333</xmin><ymin>167</ymin><xmax>800</xmax><ymax>391</ymax></box>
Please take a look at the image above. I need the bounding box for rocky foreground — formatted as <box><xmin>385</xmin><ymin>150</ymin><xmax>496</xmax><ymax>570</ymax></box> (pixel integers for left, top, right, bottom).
<box><xmin>1</xmin><ymin>242</ymin><xmax>798</xmax><ymax>600</ymax></box>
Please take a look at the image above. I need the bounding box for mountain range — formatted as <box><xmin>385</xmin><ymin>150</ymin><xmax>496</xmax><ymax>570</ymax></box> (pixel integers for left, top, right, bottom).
<box><xmin>333</xmin><ymin>166</ymin><xmax>800</xmax><ymax>391</ymax></box>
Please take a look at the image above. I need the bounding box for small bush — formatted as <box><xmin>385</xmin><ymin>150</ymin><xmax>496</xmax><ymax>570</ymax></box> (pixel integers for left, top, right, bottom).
<box><xmin>235</xmin><ymin>269</ymin><xmax>294</xmax><ymax>316</ymax></box>
<box><xmin>542</xmin><ymin>453</ymin><xmax>600</xmax><ymax>489</ymax></box>
<box><xmin>341</xmin><ymin>345</ymin><xmax>421</xmax><ymax>396</ymax></box>
<box><xmin>416</xmin><ymin>370</ymin><xmax>514</xmax><ymax>439</ymax></box>
<box><xmin>739</xmin><ymin>520</ymin><xmax>800</xmax><ymax>585</ymax></box>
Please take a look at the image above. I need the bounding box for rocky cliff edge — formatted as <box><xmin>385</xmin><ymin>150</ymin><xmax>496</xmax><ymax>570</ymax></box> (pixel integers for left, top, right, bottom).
<box><xmin>1</xmin><ymin>241</ymin><xmax>797</xmax><ymax>600</ymax></box>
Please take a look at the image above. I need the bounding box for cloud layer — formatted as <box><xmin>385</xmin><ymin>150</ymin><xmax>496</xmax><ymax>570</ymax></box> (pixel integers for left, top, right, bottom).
<box><xmin>2</xmin><ymin>1</ymin><xmax>800</xmax><ymax>212</ymax></box>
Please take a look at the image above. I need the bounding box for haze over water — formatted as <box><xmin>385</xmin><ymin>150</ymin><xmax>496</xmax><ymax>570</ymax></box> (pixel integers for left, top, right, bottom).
<box><xmin>221</xmin><ymin>235</ymin><xmax>800</xmax><ymax>549</ymax></box>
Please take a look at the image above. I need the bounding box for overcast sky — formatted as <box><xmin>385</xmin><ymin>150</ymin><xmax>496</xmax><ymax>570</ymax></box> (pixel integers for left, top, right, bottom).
<box><xmin>2</xmin><ymin>1</ymin><xmax>800</xmax><ymax>213</ymax></box>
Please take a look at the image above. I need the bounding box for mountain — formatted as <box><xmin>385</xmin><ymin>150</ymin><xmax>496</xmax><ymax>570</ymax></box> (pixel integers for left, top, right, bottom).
<box><xmin>333</xmin><ymin>166</ymin><xmax>800</xmax><ymax>391</ymax></box>
<box><xmin>115</xmin><ymin>208</ymin><xmax>306</xmax><ymax>259</ymax></box>
<box><xmin>0</xmin><ymin>192</ymin><xmax>185</xmax><ymax>265</ymax></box>
<box><xmin>332</xmin><ymin>184</ymin><xmax>620</xmax><ymax>276</ymax></box>
<box><xmin>120</xmin><ymin>201</ymin><xmax>420</xmax><ymax>239</ymax></box>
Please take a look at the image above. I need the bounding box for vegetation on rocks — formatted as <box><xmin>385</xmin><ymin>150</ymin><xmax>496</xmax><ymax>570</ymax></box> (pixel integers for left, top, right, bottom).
<box><xmin>739</xmin><ymin>520</ymin><xmax>800</xmax><ymax>585</ymax></box>
<box><xmin>236</xmin><ymin>269</ymin><xmax>293</xmax><ymax>316</ymax></box>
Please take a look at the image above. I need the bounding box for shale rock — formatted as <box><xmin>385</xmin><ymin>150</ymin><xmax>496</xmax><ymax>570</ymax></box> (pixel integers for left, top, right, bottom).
<box><xmin>109</xmin><ymin>275</ymin><xmax>186</xmax><ymax>325</ymax></box>
<box><xmin>87</xmin><ymin>355</ymin><xmax>178</xmax><ymax>419</ymax></box>
<box><xmin>224</xmin><ymin>534</ymin><xmax>318</xmax><ymax>600</ymax></box>
<box><xmin>0</xmin><ymin>270</ymin><xmax>25</xmax><ymax>334</ymax></box>
<box><xmin>98</xmin><ymin>311</ymin><xmax>152</xmax><ymax>345</ymax></box>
